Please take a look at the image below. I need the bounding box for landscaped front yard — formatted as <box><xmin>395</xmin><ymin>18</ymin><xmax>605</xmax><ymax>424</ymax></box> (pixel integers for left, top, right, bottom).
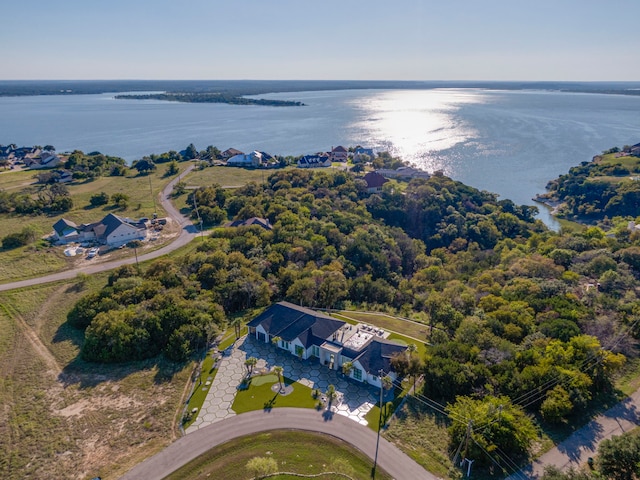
<box><xmin>232</xmin><ymin>374</ymin><xmax>317</xmax><ymax>413</ymax></box>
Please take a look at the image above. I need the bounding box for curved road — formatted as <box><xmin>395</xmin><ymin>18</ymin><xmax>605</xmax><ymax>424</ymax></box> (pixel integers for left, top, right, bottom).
<box><xmin>0</xmin><ymin>165</ymin><xmax>198</xmax><ymax>293</ymax></box>
<box><xmin>507</xmin><ymin>387</ymin><xmax>640</xmax><ymax>479</ymax></box>
<box><xmin>120</xmin><ymin>407</ymin><xmax>436</xmax><ymax>480</ymax></box>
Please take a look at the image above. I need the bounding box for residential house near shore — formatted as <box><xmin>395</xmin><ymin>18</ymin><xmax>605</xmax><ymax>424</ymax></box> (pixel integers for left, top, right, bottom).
<box><xmin>227</xmin><ymin>150</ymin><xmax>264</xmax><ymax>167</ymax></box>
<box><xmin>363</xmin><ymin>171</ymin><xmax>389</xmax><ymax>193</ymax></box>
<box><xmin>221</xmin><ymin>148</ymin><xmax>244</xmax><ymax>159</ymax></box>
<box><xmin>247</xmin><ymin>302</ymin><xmax>408</xmax><ymax>387</ymax></box>
<box><xmin>52</xmin><ymin>213</ymin><xmax>147</xmax><ymax>247</ymax></box>
<box><xmin>376</xmin><ymin>166</ymin><xmax>431</xmax><ymax>180</ymax></box>
<box><xmin>297</xmin><ymin>153</ymin><xmax>332</xmax><ymax>168</ymax></box>
<box><xmin>330</xmin><ymin>145</ymin><xmax>349</xmax><ymax>162</ymax></box>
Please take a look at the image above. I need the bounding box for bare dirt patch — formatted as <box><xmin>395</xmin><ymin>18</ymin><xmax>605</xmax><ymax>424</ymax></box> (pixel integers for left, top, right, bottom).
<box><xmin>0</xmin><ymin>285</ymin><xmax>192</xmax><ymax>480</ymax></box>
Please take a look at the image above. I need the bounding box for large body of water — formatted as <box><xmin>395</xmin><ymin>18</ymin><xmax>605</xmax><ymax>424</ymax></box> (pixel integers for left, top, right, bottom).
<box><xmin>2</xmin><ymin>89</ymin><xmax>640</xmax><ymax>226</ymax></box>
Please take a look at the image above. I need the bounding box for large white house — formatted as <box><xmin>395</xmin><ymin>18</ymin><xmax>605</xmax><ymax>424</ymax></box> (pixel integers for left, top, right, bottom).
<box><xmin>227</xmin><ymin>151</ymin><xmax>263</xmax><ymax>167</ymax></box>
<box><xmin>52</xmin><ymin>213</ymin><xmax>147</xmax><ymax>247</ymax></box>
<box><xmin>297</xmin><ymin>154</ymin><xmax>332</xmax><ymax>168</ymax></box>
<box><xmin>247</xmin><ymin>302</ymin><xmax>408</xmax><ymax>387</ymax></box>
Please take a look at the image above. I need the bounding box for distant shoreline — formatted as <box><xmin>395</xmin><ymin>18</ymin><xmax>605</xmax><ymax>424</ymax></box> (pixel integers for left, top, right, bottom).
<box><xmin>2</xmin><ymin>79</ymin><xmax>640</xmax><ymax>98</ymax></box>
<box><xmin>113</xmin><ymin>92</ymin><xmax>305</xmax><ymax>107</ymax></box>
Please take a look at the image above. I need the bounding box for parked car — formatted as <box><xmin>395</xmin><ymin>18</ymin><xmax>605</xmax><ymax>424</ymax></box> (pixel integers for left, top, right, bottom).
<box><xmin>87</xmin><ymin>247</ymin><xmax>99</xmax><ymax>258</ymax></box>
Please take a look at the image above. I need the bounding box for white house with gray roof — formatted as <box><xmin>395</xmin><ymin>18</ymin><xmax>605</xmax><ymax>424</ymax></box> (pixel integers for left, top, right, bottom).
<box><xmin>247</xmin><ymin>302</ymin><xmax>408</xmax><ymax>387</ymax></box>
<box><xmin>52</xmin><ymin>213</ymin><xmax>147</xmax><ymax>247</ymax></box>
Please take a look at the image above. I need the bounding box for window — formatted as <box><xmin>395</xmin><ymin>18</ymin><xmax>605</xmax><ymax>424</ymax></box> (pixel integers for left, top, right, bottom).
<box><xmin>353</xmin><ymin>368</ymin><xmax>362</xmax><ymax>381</ymax></box>
<box><xmin>295</xmin><ymin>345</ymin><xmax>304</xmax><ymax>357</ymax></box>
<box><xmin>312</xmin><ymin>346</ymin><xmax>320</xmax><ymax>357</ymax></box>
<box><xmin>282</xmin><ymin>340</ymin><xmax>289</xmax><ymax>350</ymax></box>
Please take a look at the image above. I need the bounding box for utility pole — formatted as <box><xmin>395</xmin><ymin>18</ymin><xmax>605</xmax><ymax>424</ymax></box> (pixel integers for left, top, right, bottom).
<box><xmin>372</xmin><ymin>369</ymin><xmax>385</xmax><ymax>479</ymax></box>
<box><xmin>461</xmin><ymin>420</ymin><xmax>474</xmax><ymax>478</ymax></box>
<box><xmin>148</xmin><ymin>173</ymin><xmax>156</xmax><ymax>215</ymax></box>
<box><xmin>192</xmin><ymin>188</ymin><xmax>204</xmax><ymax>241</ymax></box>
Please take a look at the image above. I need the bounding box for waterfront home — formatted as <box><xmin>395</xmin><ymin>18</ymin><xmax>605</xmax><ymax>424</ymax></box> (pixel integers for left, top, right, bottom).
<box><xmin>330</xmin><ymin>146</ymin><xmax>349</xmax><ymax>162</ymax></box>
<box><xmin>247</xmin><ymin>302</ymin><xmax>407</xmax><ymax>387</ymax></box>
<box><xmin>227</xmin><ymin>151</ymin><xmax>263</xmax><ymax>167</ymax></box>
<box><xmin>363</xmin><ymin>171</ymin><xmax>389</xmax><ymax>193</ymax></box>
<box><xmin>353</xmin><ymin>147</ymin><xmax>375</xmax><ymax>162</ymax></box>
<box><xmin>221</xmin><ymin>148</ymin><xmax>244</xmax><ymax>159</ymax></box>
<box><xmin>376</xmin><ymin>166</ymin><xmax>431</xmax><ymax>180</ymax></box>
<box><xmin>298</xmin><ymin>153</ymin><xmax>332</xmax><ymax>168</ymax></box>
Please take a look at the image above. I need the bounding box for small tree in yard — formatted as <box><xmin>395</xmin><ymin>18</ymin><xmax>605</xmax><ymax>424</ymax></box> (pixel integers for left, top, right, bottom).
<box><xmin>90</xmin><ymin>192</ymin><xmax>110</xmax><ymax>206</ymax></box>
<box><xmin>273</xmin><ymin>365</ymin><xmax>284</xmax><ymax>393</ymax></box>
<box><xmin>112</xmin><ymin>193</ymin><xmax>129</xmax><ymax>209</ymax></box>
<box><xmin>245</xmin><ymin>356</ymin><xmax>257</xmax><ymax>377</ymax></box>
<box><xmin>246</xmin><ymin>456</ymin><xmax>278</xmax><ymax>479</ymax></box>
<box><xmin>165</xmin><ymin>160</ymin><xmax>179</xmax><ymax>177</ymax></box>
<box><xmin>342</xmin><ymin>361</ymin><xmax>353</xmax><ymax>377</ymax></box>
<box><xmin>326</xmin><ymin>384</ymin><xmax>337</xmax><ymax>408</ymax></box>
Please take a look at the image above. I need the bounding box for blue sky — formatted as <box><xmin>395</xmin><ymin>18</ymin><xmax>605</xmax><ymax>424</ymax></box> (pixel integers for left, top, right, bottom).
<box><xmin>2</xmin><ymin>0</ymin><xmax>639</xmax><ymax>80</ymax></box>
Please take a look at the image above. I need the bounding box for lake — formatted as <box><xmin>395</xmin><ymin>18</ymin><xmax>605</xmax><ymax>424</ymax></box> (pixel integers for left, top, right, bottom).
<box><xmin>2</xmin><ymin>88</ymin><xmax>640</xmax><ymax>227</ymax></box>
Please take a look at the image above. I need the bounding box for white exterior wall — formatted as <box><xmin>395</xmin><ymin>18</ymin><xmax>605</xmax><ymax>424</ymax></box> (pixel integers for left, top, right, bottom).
<box><xmin>256</xmin><ymin>325</ymin><xmax>268</xmax><ymax>342</ymax></box>
<box><xmin>106</xmin><ymin>224</ymin><xmax>145</xmax><ymax>246</ymax></box>
<box><xmin>290</xmin><ymin>338</ymin><xmax>308</xmax><ymax>359</ymax></box>
<box><xmin>352</xmin><ymin>360</ymin><xmax>366</xmax><ymax>383</ymax></box>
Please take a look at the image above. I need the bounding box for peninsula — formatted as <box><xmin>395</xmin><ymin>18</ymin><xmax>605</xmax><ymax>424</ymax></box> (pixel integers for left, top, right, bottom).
<box><xmin>114</xmin><ymin>92</ymin><xmax>305</xmax><ymax>107</ymax></box>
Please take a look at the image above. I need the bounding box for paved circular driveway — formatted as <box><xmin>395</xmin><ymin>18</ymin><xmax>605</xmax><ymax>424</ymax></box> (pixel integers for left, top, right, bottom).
<box><xmin>187</xmin><ymin>335</ymin><xmax>378</xmax><ymax>433</ymax></box>
<box><xmin>122</xmin><ymin>408</ymin><xmax>437</xmax><ymax>480</ymax></box>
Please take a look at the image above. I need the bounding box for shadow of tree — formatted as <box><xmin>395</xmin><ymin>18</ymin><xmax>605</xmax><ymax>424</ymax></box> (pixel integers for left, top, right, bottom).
<box><xmin>264</xmin><ymin>393</ymin><xmax>278</xmax><ymax>411</ymax></box>
<box><xmin>53</xmin><ymin>315</ymin><xmax>188</xmax><ymax>389</ymax></box>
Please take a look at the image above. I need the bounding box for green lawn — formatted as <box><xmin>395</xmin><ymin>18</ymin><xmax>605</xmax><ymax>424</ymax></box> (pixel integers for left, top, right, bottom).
<box><xmin>181</xmin><ymin>165</ymin><xmax>276</xmax><ymax>189</ymax></box>
<box><xmin>232</xmin><ymin>375</ymin><xmax>317</xmax><ymax>413</ymax></box>
<box><xmin>332</xmin><ymin>311</ymin><xmax>429</xmax><ymax>358</ymax></box>
<box><xmin>163</xmin><ymin>430</ymin><xmax>392</xmax><ymax>480</ymax></box>
<box><xmin>598</xmin><ymin>152</ymin><xmax>640</xmax><ymax>169</ymax></box>
<box><xmin>182</xmin><ymin>353</ymin><xmax>219</xmax><ymax>429</ymax></box>
<box><xmin>335</xmin><ymin>310</ymin><xmax>430</xmax><ymax>342</ymax></box>
<box><xmin>0</xmin><ymin>168</ymin><xmax>39</xmax><ymax>191</ymax></box>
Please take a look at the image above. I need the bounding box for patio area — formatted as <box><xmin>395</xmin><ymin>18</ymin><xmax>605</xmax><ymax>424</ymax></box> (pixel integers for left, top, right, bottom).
<box><xmin>186</xmin><ymin>335</ymin><xmax>380</xmax><ymax>433</ymax></box>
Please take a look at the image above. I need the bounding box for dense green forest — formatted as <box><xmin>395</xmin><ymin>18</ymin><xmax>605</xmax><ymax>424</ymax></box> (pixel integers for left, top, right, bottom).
<box><xmin>538</xmin><ymin>147</ymin><xmax>640</xmax><ymax>221</ymax></box>
<box><xmin>68</xmin><ymin>166</ymin><xmax>640</xmax><ymax>472</ymax></box>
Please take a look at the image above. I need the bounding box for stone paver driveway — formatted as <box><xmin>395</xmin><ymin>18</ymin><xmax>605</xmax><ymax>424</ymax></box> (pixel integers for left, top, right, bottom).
<box><xmin>187</xmin><ymin>335</ymin><xmax>378</xmax><ymax>433</ymax></box>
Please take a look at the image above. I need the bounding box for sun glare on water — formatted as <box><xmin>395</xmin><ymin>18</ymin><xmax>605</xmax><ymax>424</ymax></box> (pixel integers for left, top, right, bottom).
<box><xmin>350</xmin><ymin>89</ymin><xmax>485</xmax><ymax>174</ymax></box>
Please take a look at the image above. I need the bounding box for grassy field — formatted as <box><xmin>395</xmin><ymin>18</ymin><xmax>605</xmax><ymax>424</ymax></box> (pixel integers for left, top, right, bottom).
<box><xmin>232</xmin><ymin>375</ymin><xmax>316</xmax><ymax>413</ymax></box>
<box><xmin>383</xmin><ymin>397</ymin><xmax>452</xmax><ymax>478</ymax></box>
<box><xmin>164</xmin><ymin>430</ymin><xmax>392</xmax><ymax>480</ymax></box>
<box><xmin>332</xmin><ymin>311</ymin><xmax>430</xmax><ymax>358</ymax></box>
<box><xmin>181</xmin><ymin>165</ymin><xmax>276</xmax><ymax>188</ymax></box>
<box><xmin>0</xmin><ymin>279</ymin><xmax>193</xmax><ymax>480</ymax></box>
<box><xmin>334</xmin><ymin>311</ymin><xmax>429</xmax><ymax>341</ymax></box>
<box><xmin>0</xmin><ymin>165</ymin><xmax>188</xmax><ymax>282</ymax></box>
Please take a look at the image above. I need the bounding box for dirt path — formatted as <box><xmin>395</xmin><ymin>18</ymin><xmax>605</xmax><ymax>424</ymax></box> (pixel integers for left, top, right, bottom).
<box><xmin>31</xmin><ymin>284</ymin><xmax>68</xmax><ymax>335</ymax></box>
<box><xmin>7</xmin><ymin>305</ymin><xmax>61</xmax><ymax>377</ymax></box>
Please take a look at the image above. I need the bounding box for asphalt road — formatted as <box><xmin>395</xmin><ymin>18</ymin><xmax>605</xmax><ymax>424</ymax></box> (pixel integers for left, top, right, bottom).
<box><xmin>0</xmin><ymin>165</ymin><xmax>197</xmax><ymax>293</ymax></box>
<box><xmin>119</xmin><ymin>407</ymin><xmax>437</xmax><ymax>480</ymax></box>
<box><xmin>507</xmin><ymin>388</ymin><xmax>640</xmax><ymax>479</ymax></box>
